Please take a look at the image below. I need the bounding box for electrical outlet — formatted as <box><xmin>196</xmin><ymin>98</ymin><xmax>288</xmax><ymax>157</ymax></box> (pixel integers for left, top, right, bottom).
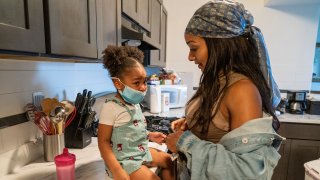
<box><xmin>32</xmin><ymin>91</ymin><xmax>44</xmax><ymax>110</ymax></box>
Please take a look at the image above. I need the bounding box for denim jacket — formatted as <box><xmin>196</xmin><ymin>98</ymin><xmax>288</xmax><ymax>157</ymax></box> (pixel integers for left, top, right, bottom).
<box><xmin>176</xmin><ymin>117</ymin><xmax>285</xmax><ymax>180</ymax></box>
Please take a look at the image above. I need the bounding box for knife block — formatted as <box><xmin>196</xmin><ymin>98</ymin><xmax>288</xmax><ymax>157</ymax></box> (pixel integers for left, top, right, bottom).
<box><xmin>64</xmin><ymin>113</ymin><xmax>92</xmax><ymax>149</ymax></box>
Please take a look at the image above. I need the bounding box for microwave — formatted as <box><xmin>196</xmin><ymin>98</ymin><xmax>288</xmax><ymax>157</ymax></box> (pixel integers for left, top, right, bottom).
<box><xmin>143</xmin><ymin>85</ymin><xmax>188</xmax><ymax>110</ymax></box>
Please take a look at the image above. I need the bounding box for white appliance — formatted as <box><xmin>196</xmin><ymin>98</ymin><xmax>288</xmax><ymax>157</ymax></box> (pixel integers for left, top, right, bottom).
<box><xmin>304</xmin><ymin>159</ymin><xmax>320</xmax><ymax>180</ymax></box>
<box><xmin>143</xmin><ymin>84</ymin><xmax>188</xmax><ymax>111</ymax></box>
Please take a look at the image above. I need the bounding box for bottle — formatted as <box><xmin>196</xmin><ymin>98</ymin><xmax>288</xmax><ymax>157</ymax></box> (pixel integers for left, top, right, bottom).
<box><xmin>161</xmin><ymin>93</ymin><xmax>170</xmax><ymax>112</ymax></box>
<box><xmin>150</xmin><ymin>85</ymin><xmax>161</xmax><ymax>113</ymax></box>
<box><xmin>54</xmin><ymin>148</ymin><xmax>76</xmax><ymax>180</ymax></box>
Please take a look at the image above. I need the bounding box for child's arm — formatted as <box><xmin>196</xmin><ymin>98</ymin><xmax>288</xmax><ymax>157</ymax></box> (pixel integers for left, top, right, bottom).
<box><xmin>98</xmin><ymin>124</ymin><xmax>129</xmax><ymax>179</ymax></box>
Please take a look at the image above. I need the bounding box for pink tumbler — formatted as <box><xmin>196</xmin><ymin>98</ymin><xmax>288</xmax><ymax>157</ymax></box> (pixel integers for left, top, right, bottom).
<box><xmin>54</xmin><ymin>148</ymin><xmax>76</xmax><ymax>180</ymax></box>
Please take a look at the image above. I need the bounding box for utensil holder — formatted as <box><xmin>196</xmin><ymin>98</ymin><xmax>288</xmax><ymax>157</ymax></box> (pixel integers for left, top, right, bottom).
<box><xmin>43</xmin><ymin>133</ymin><xmax>65</xmax><ymax>161</ymax></box>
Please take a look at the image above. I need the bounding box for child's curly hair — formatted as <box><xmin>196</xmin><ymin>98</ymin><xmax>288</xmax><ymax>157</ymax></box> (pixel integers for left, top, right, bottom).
<box><xmin>102</xmin><ymin>45</ymin><xmax>144</xmax><ymax>77</ymax></box>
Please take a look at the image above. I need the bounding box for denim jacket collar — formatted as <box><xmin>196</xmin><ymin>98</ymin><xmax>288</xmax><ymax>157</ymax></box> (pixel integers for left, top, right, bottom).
<box><xmin>219</xmin><ymin>117</ymin><xmax>285</xmax><ymax>154</ymax></box>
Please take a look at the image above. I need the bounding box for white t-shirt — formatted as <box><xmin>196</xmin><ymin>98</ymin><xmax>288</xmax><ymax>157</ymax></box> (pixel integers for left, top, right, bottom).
<box><xmin>99</xmin><ymin>101</ymin><xmax>140</xmax><ymax>127</ymax></box>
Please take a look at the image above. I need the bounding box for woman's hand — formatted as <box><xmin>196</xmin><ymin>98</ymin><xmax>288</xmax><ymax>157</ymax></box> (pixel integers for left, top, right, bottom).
<box><xmin>171</xmin><ymin>118</ymin><xmax>188</xmax><ymax>132</ymax></box>
<box><xmin>113</xmin><ymin>168</ymin><xmax>130</xmax><ymax>180</ymax></box>
<box><xmin>148</xmin><ymin>132</ymin><xmax>166</xmax><ymax>144</ymax></box>
<box><xmin>165</xmin><ymin>130</ymin><xmax>184</xmax><ymax>153</ymax></box>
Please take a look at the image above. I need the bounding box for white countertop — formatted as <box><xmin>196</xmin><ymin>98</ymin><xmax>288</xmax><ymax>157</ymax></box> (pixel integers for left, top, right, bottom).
<box><xmin>93</xmin><ymin>93</ymin><xmax>320</xmax><ymax>124</ymax></box>
<box><xmin>143</xmin><ymin>107</ymin><xmax>185</xmax><ymax>118</ymax></box>
<box><xmin>2</xmin><ymin>108</ymin><xmax>320</xmax><ymax>179</ymax></box>
<box><xmin>277</xmin><ymin>113</ymin><xmax>320</xmax><ymax>124</ymax></box>
<box><xmin>2</xmin><ymin>138</ymin><xmax>106</xmax><ymax>180</ymax></box>
<box><xmin>144</xmin><ymin>107</ymin><xmax>320</xmax><ymax>125</ymax></box>
<box><xmin>1</xmin><ymin>138</ymin><xmax>165</xmax><ymax>180</ymax></box>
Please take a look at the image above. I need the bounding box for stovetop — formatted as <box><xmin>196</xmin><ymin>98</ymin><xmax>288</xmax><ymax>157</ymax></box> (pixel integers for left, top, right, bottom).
<box><xmin>145</xmin><ymin>116</ymin><xmax>178</xmax><ymax>135</ymax></box>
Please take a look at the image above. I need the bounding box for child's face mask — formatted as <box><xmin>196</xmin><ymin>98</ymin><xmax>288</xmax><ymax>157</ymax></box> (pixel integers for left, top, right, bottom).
<box><xmin>112</xmin><ymin>77</ymin><xmax>146</xmax><ymax>104</ymax></box>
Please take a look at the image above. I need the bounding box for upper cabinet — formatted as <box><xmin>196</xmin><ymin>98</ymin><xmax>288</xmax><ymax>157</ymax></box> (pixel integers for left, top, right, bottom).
<box><xmin>0</xmin><ymin>0</ymin><xmax>119</xmax><ymax>59</ymax></box>
<box><xmin>122</xmin><ymin>0</ymin><xmax>151</xmax><ymax>32</ymax></box>
<box><xmin>96</xmin><ymin>0</ymin><xmax>121</xmax><ymax>58</ymax></box>
<box><xmin>150</xmin><ymin>3</ymin><xmax>167</xmax><ymax>67</ymax></box>
<box><xmin>45</xmin><ymin>0</ymin><xmax>97</xmax><ymax>58</ymax></box>
<box><xmin>149</xmin><ymin>0</ymin><xmax>161</xmax><ymax>48</ymax></box>
<box><xmin>0</xmin><ymin>0</ymin><xmax>164</xmax><ymax>62</ymax></box>
<box><xmin>0</xmin><ymin>0</ymin><xmax>45</xmax><ymax>53</ymax></box>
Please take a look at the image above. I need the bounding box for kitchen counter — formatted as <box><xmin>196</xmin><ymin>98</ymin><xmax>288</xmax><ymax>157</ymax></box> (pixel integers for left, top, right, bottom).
<box><xmin>144</xmin><ymin>107</ymin><xmax>320</xmax><ymax>125</ymax></box>
<box><xmin>1</xmin><ymin>139</ymin><xmax>165</xmax><ymax>180</ymax></box>
<box><xmin>143</xmin><ymin>107</ymin><xmax>185</xmax><ymax>118</ymax></box>
<box><xmin>1</xmin><ymin>138</ymin><xmax>106</xmax><ymax>180</ymax></box>
<box><xmin>2</xmin><ymin>108</ymin><xmax>320</xmax><ymax>179</ymax></box>
<box><xmin>277</xmin><ymin>113</ymin><xmax>320</xmax><ymax>124</ymax></box>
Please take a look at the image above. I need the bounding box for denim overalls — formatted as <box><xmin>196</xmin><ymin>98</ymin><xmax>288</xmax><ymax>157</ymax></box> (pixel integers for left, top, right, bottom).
<box><xmin>105</xmin><ymin>98</ymin><xmax>152</xmax><ymax>177</ymax></box>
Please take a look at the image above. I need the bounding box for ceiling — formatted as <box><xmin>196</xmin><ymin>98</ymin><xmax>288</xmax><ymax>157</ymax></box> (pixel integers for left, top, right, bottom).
<box><xmin>264</xmin><ymin>0</ymin><xmax>320</xmax><ymax>6</ymax></box>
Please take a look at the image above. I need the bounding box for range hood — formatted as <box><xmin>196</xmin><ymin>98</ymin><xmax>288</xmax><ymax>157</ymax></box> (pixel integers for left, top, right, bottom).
<box><xmin>121</xmin><ymin>17</ymin><xmax>158</xmax><ymax>50</ymax></box>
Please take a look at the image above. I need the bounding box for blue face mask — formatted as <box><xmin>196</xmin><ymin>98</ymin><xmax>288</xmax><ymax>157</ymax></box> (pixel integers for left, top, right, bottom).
<box><xmin>112</xmin><ymin>77</ymin><xmax>146</xmax><ymax>104</ymax></box>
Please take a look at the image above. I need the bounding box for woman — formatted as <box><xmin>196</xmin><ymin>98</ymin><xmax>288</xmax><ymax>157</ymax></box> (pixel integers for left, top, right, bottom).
<box><xmin>165</xmin><ymin>1</ymin><xmax>285</xmax><ymax>179</ymax></box>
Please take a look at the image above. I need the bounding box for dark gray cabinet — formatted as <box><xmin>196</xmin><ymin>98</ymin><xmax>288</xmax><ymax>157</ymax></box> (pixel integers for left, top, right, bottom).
<box><xmin>45</xmin><ymin>0</ymin><xmax>98</xmax><ymax>58</ymax></box>
<box><xmin>287</xmin><ymin>140</ymin><xmax>320</xmax><ymax>180</ymax></box>
<box><xmin>150</xmin><ymin>2</ymin><xmax>167</xmax><ymax>67</ymax></box>
<box><xmin>96</xmin><ymin>0</ymin><xmax>121</xmax><ymax>58</ymax></box>
<box><xmin>0</xmin><ymin>0</ymin><xmax>119</xmax><ymax>59</ymax></box>
<box><xmin>0</xmin><ymin>0</ymin><xmax>45</xmax><ymax>53</ymax></box>
<box><xmin>150</xmin><ymin>0</ymin><xmax>161</xmax><ymax>47</ymax></box>
<box><xmin>272</xmin><ymin>122</ymin><xmax>320</xmax><ymax>180</ymax></box>
<box><xmin>122</xmin><ymin>0</ymin><xmax>151</xmax><ymax>31</ymax></box>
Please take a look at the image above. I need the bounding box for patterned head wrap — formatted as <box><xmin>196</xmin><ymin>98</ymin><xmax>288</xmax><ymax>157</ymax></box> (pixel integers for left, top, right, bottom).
<box><xmin>186</xmin><ymin>0</ymin><xmax>281</xmax><ymax>107</ymax></box>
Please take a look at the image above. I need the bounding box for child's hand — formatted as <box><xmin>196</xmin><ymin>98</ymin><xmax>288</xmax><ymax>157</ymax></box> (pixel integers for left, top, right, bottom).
<box><xmin>113</xmin><ymin>169</ymin><xmax>130</xmax><ymax>180</ymax></box>
<box><xmin>148</xmin><ymin>132</ymin><xmax>166</xmax><ymax>144</ymax></box>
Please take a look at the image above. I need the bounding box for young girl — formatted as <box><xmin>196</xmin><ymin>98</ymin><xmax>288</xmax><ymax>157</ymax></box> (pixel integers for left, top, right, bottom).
<box><xmin>98</xmin><ymin>45</ymin><xmax>174</xmax><ymax>180</ymax></box>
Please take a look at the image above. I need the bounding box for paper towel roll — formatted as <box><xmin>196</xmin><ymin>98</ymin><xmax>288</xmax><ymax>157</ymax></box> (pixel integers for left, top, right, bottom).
<box><xmin>150</xmin><ymin>85</ymin><xmax>161</xmax><ymax>113</ymax></box>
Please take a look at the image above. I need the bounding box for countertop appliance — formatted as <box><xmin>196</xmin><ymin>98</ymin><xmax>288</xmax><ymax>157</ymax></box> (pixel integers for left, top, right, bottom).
<box><xmin>287</xmin><ymin>90</ymin><xmax>307</xmax><ymax>114</ymax></box>
<box><xmin>143</xmin><ymin>85</ymin><xmax>188</xmax><ymax>111</ymax></box>
<box><xmin>306</xmin><ymin>98</ymin><xmax>320</xmax><ymax>115</ymax></box>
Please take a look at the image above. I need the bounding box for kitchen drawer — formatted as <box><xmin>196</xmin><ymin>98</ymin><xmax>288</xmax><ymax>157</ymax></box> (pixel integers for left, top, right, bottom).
<box><xmin>278</xmin><ymin>122</ymin><xmax>320</xmax><ymax>141</ymax></box>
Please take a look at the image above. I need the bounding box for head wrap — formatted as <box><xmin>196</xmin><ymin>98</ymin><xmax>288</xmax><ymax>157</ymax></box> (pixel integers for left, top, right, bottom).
<box><xmin>185</xmin><ymin>0</ymin><xmax>281</xmax><ymax>108</ymax></box>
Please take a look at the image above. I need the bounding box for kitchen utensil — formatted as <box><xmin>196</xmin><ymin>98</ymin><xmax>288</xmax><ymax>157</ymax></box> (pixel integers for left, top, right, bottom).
<box><xmin>64</xmin><ymin>107</ymin><xmax>76</xmax><ymax>129</ymax></box>
<box><xmin>74</xmin><ymin>93</ymin><xmax>82</xmax><ymax>109</ymax></box>
<box><xmin>32</xmin><ymin>92</ymin><xmax>44</xmax><ymax>111</ymax></box>
<box><xmin>76</xmin><ymin>90</ymin><xmax>90</xmax><ymax>129</ymax></box>
<box><xmin>60</xmin><ymin>100</ymin><xmax>75</xmax><ymax>118</ymax></box>
<box><xmin>41</xmin><ymin>98</ymin><xmax>65</xmax><ymax>116</ymax></box>
<box><xmin>50</xmin><ymin>106</ymin><xmax>67</xmax><ymax>134</ymax></box>
<box><xmin>84</xmin><ymin>111</ymin><xmax>96</xmax><ymax>128</ymax></box>
<box><xmin>33</xmin><ymin>111</ymin><xmax>51</xmax><ymax>135</ymax></box>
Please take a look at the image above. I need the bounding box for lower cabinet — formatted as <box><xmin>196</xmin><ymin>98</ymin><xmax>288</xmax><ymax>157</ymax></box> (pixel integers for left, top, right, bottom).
<box><xmin>272</xmin><ymin>123</ymin><xmax>320</xmax><ymax>180</ymax></box>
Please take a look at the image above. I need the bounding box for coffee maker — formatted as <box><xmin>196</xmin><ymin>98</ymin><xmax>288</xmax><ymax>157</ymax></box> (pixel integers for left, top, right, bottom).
<box><xmin>286</xmin><ymin>90</ymin><xmax>307</xmax><ymax>114</ymax></box>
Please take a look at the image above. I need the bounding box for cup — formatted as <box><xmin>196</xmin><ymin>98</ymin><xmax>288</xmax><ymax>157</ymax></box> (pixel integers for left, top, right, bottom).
<box><xmin>55</xmin><ymin>148</ymin><xmax>76</xmax><ymax>180</ymax></box>
<box><xmin>43</xmin><ymin>133</ymin><xmax>65</xmax><ymax>162</ymax></box>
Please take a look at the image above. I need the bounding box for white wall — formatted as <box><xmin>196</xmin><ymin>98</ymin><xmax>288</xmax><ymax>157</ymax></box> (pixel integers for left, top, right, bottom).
<box><xmin>163</xmin><ymin>0</ymin><xmax>320</xmax><ymax>91</ymax></box>
<box><xmin>0</xmin><ymin>58</ymin><xmax>115</xmax><ymax>176</ymax></box>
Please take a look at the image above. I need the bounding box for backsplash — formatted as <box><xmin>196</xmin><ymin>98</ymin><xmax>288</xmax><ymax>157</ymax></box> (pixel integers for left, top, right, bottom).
<box><xmin>0</xmin><ymin>58</ymin><xmax>115</xmax><ymax>176</ymax></box>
